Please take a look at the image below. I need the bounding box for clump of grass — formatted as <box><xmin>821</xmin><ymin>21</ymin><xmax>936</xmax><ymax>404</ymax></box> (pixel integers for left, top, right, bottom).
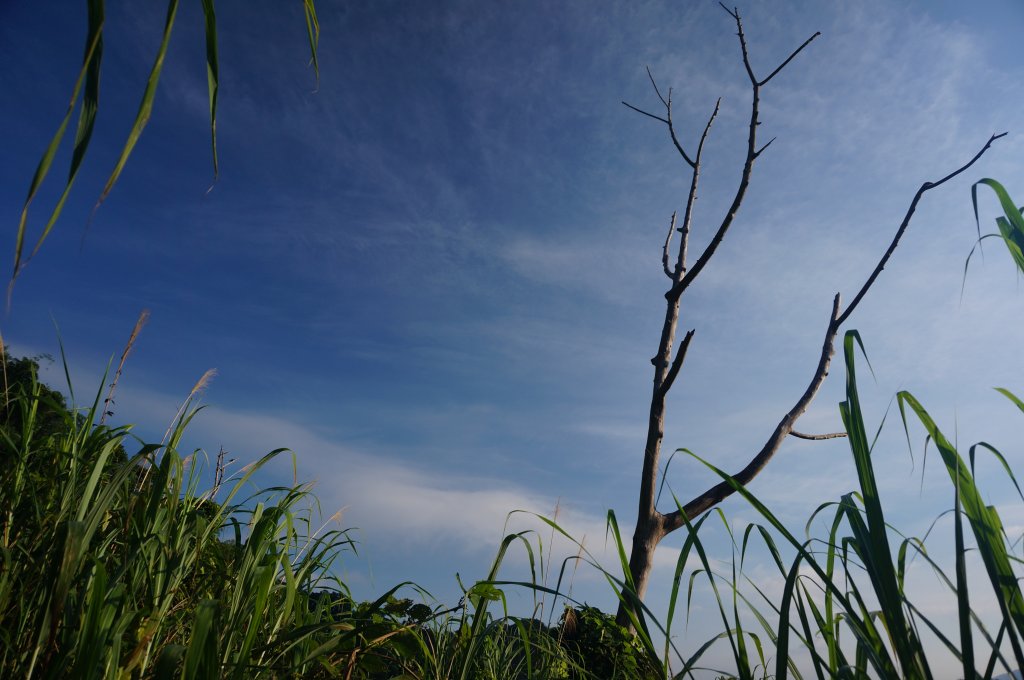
<box><xmin>599</xmin><ymin>330</ymin><xmax>1024</xmax><ymax>679</ymax></box>
<box><xmin>6</xmin><ymin>334</ymin><xmax>1022</xmax><ymax>678</ymax></box>
<box><xmin>472</xmin><ymin>324</ymin><xmax>1024</xmax><ymax>679</ymax></box>
<box><xmin>0</xmin><ymin>353</ymin><xmax>375</xmax><ymax>678</ymax></box>
<box><xmin>0</xmin><ymin>347</ymin><xmax>666</xmax><ymax>680</ymax></box>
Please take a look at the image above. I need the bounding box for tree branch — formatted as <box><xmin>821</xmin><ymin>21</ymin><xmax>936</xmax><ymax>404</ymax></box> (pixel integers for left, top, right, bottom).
<box><xmin>719</xmin><ymin>4</ymin><xmax>757</xmax><ymax>85</ymax></box>
<box><xmin>623</xmin><ymin>67</ymin><xmax>697</xmax><ymax>168</ymax></box>
<box><xmin>758</xmin><ymin>31</ymin><xmax>821</xmax><ymax>86</ymax></box>
<box><xmin>836</xmin><ymin>132</ymin><xmax>1006</xmax><ymax>327</ymax></box>
<box><xmin>662</xmin><ymin>212</ymin><xmax>677</xmax><ymax>278</ymax></box>
<box><xmin>663</xmin><ymin>293</ymin><xmax>841</xmax><ymax>530</ymax></box>
<box><xmin>673</xmin><ymin>99</ymin><xmax>720</xmax><ymax>279</ymax></box>
<box><xmin>754</xmin><ymin>136</ymin><xmax>776</xmax><ymax>159</ymax></box>
<box><xmin>646</xmin><ymin>65</ymin><xmax>668</xmax><ymax>108</ymax></box>
<box><xmin>621</xmin><ymin>100</ymin><xmax>668</xmax><ymax>125</ymax></box>
<box><xmin>790</xmin><ymin>430</ymin><xmax>847</xmax><ymax>440</ymax></box>
<box><xmin>659</xmin><ymin>132</ymin><xmax>1007</xmax><ymax>528</ymax></box>
<box><xmin>665</xmin><ymin>90</ymin><xmax>696</xmax><ymax>169</ymax></box>
<box><xmin>669</xmin><ymin>10</ymin><xmax>818</xmax><ymax>302</ymax></box>
<box><xmin>659</xmin><ymin>329</ymin><xmax>695</xmax><ymax>398</ymax></box>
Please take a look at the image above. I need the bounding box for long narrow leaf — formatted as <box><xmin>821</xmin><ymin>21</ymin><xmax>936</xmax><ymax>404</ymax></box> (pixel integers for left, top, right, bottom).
<box><xmin>93</xmin><ymin>0</ymin><xmax>180</xmax><ymax>212</ymax></box>
<box><xmin>899</xmin><ymin>389</ymin><xmax>1024</xmax><ymax>672</ymax></box>
<box><xmin>200</xmin><ymin>0</ymin><xmax>219</xmax><ymax>179</ymax></box>
<box><xmin>12</xmin><ymin>3</ymin><xmax>103</xmax><ymax>285</ymax></box>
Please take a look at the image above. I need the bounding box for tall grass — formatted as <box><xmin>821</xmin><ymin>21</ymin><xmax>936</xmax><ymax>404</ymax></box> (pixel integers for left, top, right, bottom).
<box><xmin>473</xmin><ymin>328</ymin><xmax>1023</xmax><ymax>679</ymax></box>
<box><xmin>464</xmin><ymin>178</ymin><xmax>1024</xmax><ymax>677</ymax></box>
<box><xmin>5</xmin><ymin>183</ymin><xmax>1023</xmax><ymax>677</ymax></box>
<box><xmin>0</xmin><ymin>359</ymin><xmax>378</xmax><ymax>678</ymax></box>
<box><xmin>0</xmin><ymin>352</ymin><xmax>660</xmax><ymax>679</ymax></box>
<box><xmin>8</xmin><ymin>335</ymin><xmax>1024</xmax><ymax>678</ymax></box>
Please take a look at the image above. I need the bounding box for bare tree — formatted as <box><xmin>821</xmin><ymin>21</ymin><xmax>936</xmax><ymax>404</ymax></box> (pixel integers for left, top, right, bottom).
<box><xmin>615</xmin><ymin>3</ymin><xmax>1004</xmax><ymax>628</ymax></box>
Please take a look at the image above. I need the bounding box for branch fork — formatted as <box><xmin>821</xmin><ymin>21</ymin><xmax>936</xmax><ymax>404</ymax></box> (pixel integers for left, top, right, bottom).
<box><xmin>615</xmin><ymin>1</ymin><xmax>1004</xmax><ymax>628</ymax></box>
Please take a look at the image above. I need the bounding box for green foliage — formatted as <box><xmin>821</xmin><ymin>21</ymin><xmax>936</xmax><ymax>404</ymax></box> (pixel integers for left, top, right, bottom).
<box><xmin>0</xmin><ymin>353</ymin><xmax>365</xmax><ymax>678</ymax></box>
<box><xmin>0</xmin><ymin>353</ymin><xmax>655</xmax><ymax>679</ymax></box>
<box><xmin>559</xmin><ymin>605</ymin><xmax>661</xmax><ymax>679</ymax></box>
<box><xmin>970</xmin><ymin>178</ymin><xmax>1024</xmax><ymax>276</ymax></box>
<box><xmin>12</xmin><ymin>0</ymin><xmax>320</xmax><ymax>291</ymax></box>
<box><xmin>1</xmin><ymin>351</ymin><xmax>73</xmax><ymax>444</ymax></box>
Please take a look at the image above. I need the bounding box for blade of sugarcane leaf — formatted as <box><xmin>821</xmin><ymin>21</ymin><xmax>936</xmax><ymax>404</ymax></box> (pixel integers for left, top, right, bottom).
<box><xmin>29</xmin><ymin>0</ymin><xmax>104</xmax><ymax>267</ymax></box>
<box><xmin>953</xmin><ymin>476</ymin><xmax>977</xmax><ymax>680</ymax></box>
<box><xmin>898</xmin><ymin>389</ymin><xmax>1024</xmax><ymax>672</ymax></box>
<box><xmin>840</xmin><ymin>331</ymin><xmax>928</xmax><ymax>677</ymax></box>
<box><xmin>996</xmin><ymin>216</ymin><xmax>1024</xmax><ymax>273</ymax></box>
<box><xmin>995</xmin><ymin>387</ymin><xmax>1024</xmax><ymax>415</ymax></box>
<box><xmin>303</xmin><ymin>0</ymin><xmax>320</xmax><ymax>86</ymax></box>
<box><xmin>94</xmin><ymin>0</ymin><xmax>180</xmax><ymax>213</ymax></box>
<box><xmin>969</xmin><ymin>440</ymin><xmax>1024</xmax><ymax>504</ymax></box>
<box><xmin>972</xmin><ymin>178</ymin><xmax>1024</xmax><ymax>274</ymax></box>
<box><xmin>200</xmin><ymin>0</ymin><xmax>219</xmax><ymax>179</ymax></box>
<box><xmin>13</xmin><ymin>0</ymin><xmax>103</xmax><ymax>284</ymax></box>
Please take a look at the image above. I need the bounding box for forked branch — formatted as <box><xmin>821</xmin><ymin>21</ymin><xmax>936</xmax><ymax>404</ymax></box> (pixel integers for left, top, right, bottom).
<box><xmin>664</xmin><ymin>293</ymin><xmax>842</xmax><ymax>530</ymax></box>
<box><xmin>617</xmin><ymin>5</ymin><xmax>821</xmax><ymax>628</ymax></box>
<box><xmin>622</xmin><ymin>68</ymin><xmax>696</xmax><ymax>168</ymax></box>
<box><xmin>668</xmin><ymin>9</ymin><xmax>819</xmax><ymax>301</ymax></box>
<box><xmin>662</xmin><ymin>133</ymin><xmax>1005</xmax><ymax>529</ymax></box>
<box><xmin>659</xmin><ymin>329</ymin><xmax>695</xmax><ymax>398</ymax></box>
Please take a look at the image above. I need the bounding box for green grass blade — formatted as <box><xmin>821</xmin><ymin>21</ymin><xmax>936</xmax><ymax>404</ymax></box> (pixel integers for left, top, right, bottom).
<box><xmin>972</xmin><ymin>178</ymin><xmax>1024</xmax><ymax>275</ymax></box>
<box><xmin>773</xmin><ymin>551</ymin><xmax>804</xmax><ymax>680</ymax></box>
<box><xmin>839</xmin><ymin>331</ymin><xmax>927</xmax><ymax>678</ymax></box>
<box><xmin>953</xmin><ymin>477</ymin><xmax>977</xmax><ymax>679</ymax></box>
<box><xmin>995</xmin><ymin>387</ymin><xmax>1024</xmax><ymax>415</ymax></box>
<box><xmin>12</xmin><ymin>3</ymin><xmax>103</xmax><ymax>285</ymax></box>
<box><xmin>25</xmin><ymin>0</ymin><xmax>106</xmax><ymax>280</ymax></box>
<box><xmin>94</xmin><ymin>0</ymin><xmax>180</xmax><ymax>213</ymax></box>
<box><xmin>969</xmin><ymin>440</ymin><xmax>1024</xmax><ymax>503</ymax></box>
<box><xmin>183</xmin><ymin>599</ymin><xmax>219</xmax><ymax>678</ymax></box>
<box><xmin>303</xmin><ymin>0</ymin><xmax>320</xmax><ymax>86</ymax></box>
<box><xmin>664</xmin><ymin>511</ymin><xmax>712</xmax><ymax>666</ymax></box>
<box><xmin>200</xmin><ymin>0</ymin><xmax>219</xmax><ymax>180</ymax></box>
<box><xmin>898</xmin><ymin>389</ymin><xmax>1024</xmax><ymax>672</ymax></box>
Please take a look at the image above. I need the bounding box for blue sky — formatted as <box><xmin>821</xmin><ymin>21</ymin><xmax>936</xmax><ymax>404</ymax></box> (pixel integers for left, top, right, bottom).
<box><xmin>4</xmin><ymin>0</ymin><xmax>1024</xmax><ymax>671</ymax></box>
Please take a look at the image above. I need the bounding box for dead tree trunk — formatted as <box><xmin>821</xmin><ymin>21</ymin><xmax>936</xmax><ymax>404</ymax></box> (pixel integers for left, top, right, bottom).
<box><xmin>615</xmin><ymin>4</ymin><xmax>1004</xmax><ymax>629</ymax></box>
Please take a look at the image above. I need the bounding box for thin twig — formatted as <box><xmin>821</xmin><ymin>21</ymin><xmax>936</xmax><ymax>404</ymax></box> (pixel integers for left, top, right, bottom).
<box><xmin>669</xmin><ymin>9</ymin><xmax>819</xmax><ymax>301</ymax></box>
<box><xmin>659</xmin><ymin>329</ymin><xmax>695</xmax><ymax>397</ymax></box>
<box><xmin>790</xmin><ymin>430</ymin><xmax>847</xmax><ymax>440</ymax></box>
<box><xmin>646</xmin><ymin>65</ymin><xmax>668</xmax><ymax>107</ymax></box>
<box><xmin>675</xmin><ymin>99</ymin><xmax>720</xmax><ymax>277</ymax></box>
<box><xmin>665</xmin><ymin>90</ymin><xmax>696</xmax><ymax>168</ymax></box>
<box><xmin>837</xmin><ymin>132</ymin><xmax>1006</xmax><ymax>327</ymax></box>
<box><xmin>622</xmin><ymin>101</ymin><xmax>668</xmax><ymax>124</ymax></box>
<box><xmin>662</xmin><ymin>212</ymin><xmax>677</xmax><ymax>278</ymax></box>
<box><xmin>754</xmin><ymin>136</ymin><xmax>776</xmax><ymax>159</ymax></box>
<box><xmin>758</xmin><ymin>31</ymin><xmax>821</xmax><ymax>86</ymax></box>
<box><xmin>624</xmin><ymin>66</ymin><xmax>697</xmax><ymax>168</ymax></box>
